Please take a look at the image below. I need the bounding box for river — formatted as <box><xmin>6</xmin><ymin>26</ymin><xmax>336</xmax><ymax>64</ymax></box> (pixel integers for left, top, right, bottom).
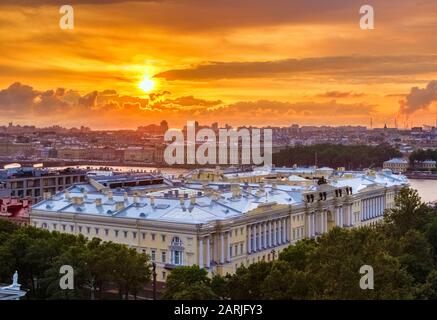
<box><xmin>408</xmin><ymin>179</ymin><xmax>437</xmax><ymax>203</ymax></box>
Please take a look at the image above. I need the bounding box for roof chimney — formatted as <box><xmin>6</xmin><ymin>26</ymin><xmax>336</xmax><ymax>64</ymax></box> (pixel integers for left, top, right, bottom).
<box><xmin>95</xmin><ymin>198</ymin><xmax>102</xmax><ymax>206</ymax></box>
<box><xmin>190</xmin><ymin>195</ymin><xmax>196</xmax><ymax>205</ymax></box>
<box><xmin>115</xmin><ymin>201</ymin><xmax>125</xmax><ymax>211</ymax></box>
<box><xmin>43</xmin><ymin>191</ymin><xmax>51</xmax><ymax>200</ymax></box>
<box><xmin>64</xmin><ymin>190</ymin><xmax>70</xmax><ymax>200</ymax></box>
<box><xmin>123</xmin><ymin>192</ymin><xmax>128</xmax><ymax>201</ymax></box>
<box><xmin>150</xmin><ymin>196</ymin><xmax>155</xmax><ymax>207</ymax></box>
<box><xmin>108</xmin><ymin>190</ymin><xmax>113</xmax><ymax>201</ymax></box>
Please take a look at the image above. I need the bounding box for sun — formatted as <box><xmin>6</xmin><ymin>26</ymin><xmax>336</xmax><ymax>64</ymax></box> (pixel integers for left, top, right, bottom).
<box><xmin>139</xmin><ymin>76</ymin><xmax>155</xmax><ymax>92</ymax></box>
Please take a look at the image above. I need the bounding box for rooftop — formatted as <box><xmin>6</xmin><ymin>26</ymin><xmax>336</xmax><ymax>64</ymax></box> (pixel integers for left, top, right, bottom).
<box><xmin>32</xmin><ymin>167</ymin><xmax>409</xmax><ymax>225</ymax></box>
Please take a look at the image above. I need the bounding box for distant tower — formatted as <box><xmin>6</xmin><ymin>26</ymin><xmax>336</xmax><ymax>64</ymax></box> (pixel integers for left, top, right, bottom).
<box><xmin>370</xmin><ymin>118</ymin><xmax>373</xmax><ymax>129</ymax></box>
<box><xmin>160</xmin><ymin>120</ymin><xmax>168</xmax><ymax>133</ymax></box>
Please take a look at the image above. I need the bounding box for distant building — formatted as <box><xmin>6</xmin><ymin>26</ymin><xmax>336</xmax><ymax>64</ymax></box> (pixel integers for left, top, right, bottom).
<box><xmin>414</xmin><ymin>160</ymin><xmax>437</xmax><ymax>170</ymax></box>
<box><xmin>123</xmin><ymin>147</ymin><xmax>155</xmax><ymax>163</ymax></box>
<box><xmin>0</xmin><ymin>197</ymin><xmax>31</xmax><ymax>225</ymax></box>
<box><xmin>0</xmin><ymin>167</ymin><xmax>87</xmax><ymax>204</ymax></box>
<box><xmin>383</xmin><ymin>158</ymin><xmax>410</xmax><ymax>173</ymax></box>
<box><xmin>31</xmin><ymin>167</ymin><xmax>407</xmax><ymax>280</ymax></box>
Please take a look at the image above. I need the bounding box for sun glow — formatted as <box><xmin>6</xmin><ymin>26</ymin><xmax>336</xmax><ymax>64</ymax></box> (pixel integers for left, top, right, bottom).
<box><xmin>139</xmin><ymin>76</ymin><xmax>155</xmax><ymax>92</ymax></box>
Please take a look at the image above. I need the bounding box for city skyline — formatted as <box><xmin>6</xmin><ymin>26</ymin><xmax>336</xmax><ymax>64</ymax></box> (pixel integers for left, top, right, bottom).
<box><xmin>2</xmin><ymin>1</ymin><xmax>437</xmax><ymax>129</ymax></box>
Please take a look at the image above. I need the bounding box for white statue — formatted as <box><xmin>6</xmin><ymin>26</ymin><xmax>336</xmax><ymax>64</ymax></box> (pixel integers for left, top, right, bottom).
<box><xmin>12</xmin><ymin>271</ymin><xmax>18</xmax><ymax>286</ymax></box>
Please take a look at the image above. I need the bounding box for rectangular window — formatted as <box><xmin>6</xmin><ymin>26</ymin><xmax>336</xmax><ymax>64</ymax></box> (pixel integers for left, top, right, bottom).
<box><xmin>114</xmin><ymin>230</ymin><xmax>119</xmax><ymax>237</ymax></box>
<box><xmin>62</xmin><ymin>224</ymin><xmax>66</xmax><ymax>231</ymax></box>
<box><xmin>86</xmin><ymin>227</ymin><xmax>90</xmax><ymax>234</ymax></box>
<box><xmin>230</xmin><ymin>245</ymin><xmax>233</xmax><ymax>257</ymax></box>
<box><xmin>142</xmin><ymin>232</ymin><xmax>146</xmax><ymax>240</ymax></box>
<box><xmin>161</xmin><ymin>251</ymin><xmax>166</xmax><ymax>263</ymax></box>
<box><xmin>95</xmin><ymin>228</ymin><xmax>99</xmax><ymax>235</ymax></box>
<box><xmin>105</xmin><ymin>229</ymin><xmax>109</xmax><ymax>236</ymax></box>
<box><xmin>133</xmin><ymin>232</ymin><xmax>137</xmax><ymax>239</ymax></box>
<box><xmin>78</xmin><ymin>226</ymin><xmax>82</xmax><ymax>232</ymax></box>
<box><xmin>70</xmin><ymin>225</ymin><xmax>74</xmax><ymax>232</ymax></box>
<box><xmin>151</xmin><ymin>250</ymin><xmax>156</xmax><ymax>261</ymax></box>
<box><xmin>161</xmin><ymin>234</ymin><xmax>166</xmax><ymax>242</ymax></box>
<box><xmin>124</xmin><ymin>231</ymin><xmax>128</xmax><ymax>238</ymax></box>
<box><xmin>173</xmin><ymin>251</ymin><xmax>182</xmax><ymax>265</ymax></box>
<box><xmin>151</xmin><ymin>233</ymin><xmax>156</xmax><ymax>241</ymax></box>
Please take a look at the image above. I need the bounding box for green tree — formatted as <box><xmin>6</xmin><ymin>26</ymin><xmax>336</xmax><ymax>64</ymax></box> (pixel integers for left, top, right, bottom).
<box><xmin>163</xmin><ymin>266</ymin><xmax>217</xmax><ymax>300</ymax></box>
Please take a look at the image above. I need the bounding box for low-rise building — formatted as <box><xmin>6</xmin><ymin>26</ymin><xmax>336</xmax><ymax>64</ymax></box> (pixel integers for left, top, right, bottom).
<box><xmin>0</xmin><ymin>197</ymin><xmax>31</xmax><ymax>225</ymax></box>
<box><xmin>414</xmin><ymin>159</ymin><xmax>437</xmax><ymax>170</ymax></box>
<box><xmin>383</xmin><ymin>158</ymin><xmax>410</xmax><ymax>173</ymax></box>
<box><xmin>0</xmin><ymin>166</ymin><xmax>87</xmax><ymax>204</ymax></box>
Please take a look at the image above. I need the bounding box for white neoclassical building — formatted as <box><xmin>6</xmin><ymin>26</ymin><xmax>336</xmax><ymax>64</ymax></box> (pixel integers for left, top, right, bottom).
<box><xmin>30</xmin><ymin>167</ymin><xmax>408</xmax><ymax>281</ymax></box>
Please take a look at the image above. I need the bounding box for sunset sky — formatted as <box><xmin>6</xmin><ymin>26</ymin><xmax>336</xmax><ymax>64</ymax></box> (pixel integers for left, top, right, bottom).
<box><xmin>2</xmin><ymin>0</ymin><xmax>437</xmax><ymax>129</ymax></box>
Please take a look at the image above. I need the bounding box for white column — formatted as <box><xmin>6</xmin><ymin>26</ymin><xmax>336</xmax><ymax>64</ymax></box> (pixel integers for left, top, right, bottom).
<box><xmin>379</xmin><ymin>197</ymin><xmax>383</xmax><ymax>216</ymax></box>
<box><xmin>341</xmin><ymin>207</ymin><xmax>344</xmax><ymax>226</ymax></box>
<box><xmin>286</xmin><ymin>217</ymin><xmax>290</xmax><ymax>242</ymax></box>
<box><xmin>364</xmin><ymin>199</ymin><xmax>367</xmax><ymax>220</ymax></box>
<box><xmin>307</xmin><ymin>215</ymin><xmax>311</xmax><ymax>238</ymax></box>
<box><xmin>220</xmin><ymin>233</ymin><xmax>224</xmax><ymax>264</ymax></box>
<box><xmin>321</xmin><ymin>213</ymin><xmax>324</xmax><ymax>233</ymax></box>
<box><xmin>349</xmin><ymin>205</ymin><xmax>353</xmax><ymax>226</ymax></box>
<box><xmin>253</xmin><ymin>224</ymin><xmax>259</xmax><ymax>252</ymax></box>
<box><xmin>344</xmin><ymin>206</ymin><xmax>348</xmax><ymax>226</ymax></box>
<box><xmin>269</xmin><ymin>221</ymin><xmax>272</xmax><ymax>247</ymax></box>
<box><xmin>282</xmin><ymin>218</ymin><xmax>286</xmax><ymax>243</ymax></box>
<box><xmin>226</xmin><ymin>232</ymin><xmax>231</xmax><ymax>262</ymax></box>
<box><xmin>275</xmin><ymin>220</ymin><xmax>279</xmax><ymax>245</ymax></box>
<box><xmin>247</xmin><ymin>225</ymin><xmax>252</xmax><ymax>253</ymax></box>
<box><xmin>198</xmin><ymin>238</ymin><xmax>204</xmax><ymax>268</ymax></box>
<box><xmin>279</xmin><ymin>220</ymin><xmax>283</xmax><ymax>244</ymax></box>
<box><xmin>264</xmin><ymin>223</ymin><xmax>267</xmax><ymax>248</ymax></box>
<box><xmin>310</xmin><ymin>213</ymin><xmax>315</xmax><ymax>238</ymax></box>
<box><xmin>206</xmin><ymin>237</ymin><xmax>210</xmax><ymax>268</ymax></box>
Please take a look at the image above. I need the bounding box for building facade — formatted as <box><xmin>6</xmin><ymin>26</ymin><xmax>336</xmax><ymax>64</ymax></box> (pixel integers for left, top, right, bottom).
<box><xmin>383</xmin><ymin>158</ymin><xmax>410</xmax><ymax>173</ymax></box>
<box><xmin>30</xmin><ymin>168</ymin><xmax>407</xmax><ymax>281</ymax></box>
<box><xmin>0</xmin><ymin>167</ymin><xmax>87</xmax><ymax>204</ymax></box>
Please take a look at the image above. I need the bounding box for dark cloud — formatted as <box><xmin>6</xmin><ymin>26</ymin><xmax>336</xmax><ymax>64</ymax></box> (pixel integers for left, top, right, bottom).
<box><xmin>317</xmin><ymin>91</ymin><xmax>364</xmax><ymax>98</ymax></box>
<box><xmin>164</xmin><ymin>96</ymin><xmax>222</xmax><ymax>107</ymax></box>
<box><xmin>399</xmin><ymin>80</ymin><xmax>437</xmax><ymax>114</ymax></box>
<box><xmin>155</xmin><ymin>55</ymin><xmax>437</xmax><ymax>81</ymax></box>
<box><xmin>0</xmin><ymin>82</ymin><xmax>376</xmax><ymax>127</ymax></box>
<box><xmin>0</xmin><ymin>82</ymin><xmax>37</xmax><ymax>113</ymax></box>
<box><xmin>78</xmin><ymin>91</ymin><xmax>98</xmax><ymax>108</ymax></box>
